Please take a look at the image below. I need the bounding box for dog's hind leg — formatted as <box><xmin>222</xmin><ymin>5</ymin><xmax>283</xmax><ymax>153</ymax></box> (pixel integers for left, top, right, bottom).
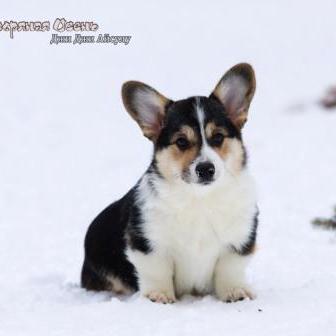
<box><xmin>81</xmin><ymin>260</ymin><xmax>110</xmax><ymax>292</ymax></box>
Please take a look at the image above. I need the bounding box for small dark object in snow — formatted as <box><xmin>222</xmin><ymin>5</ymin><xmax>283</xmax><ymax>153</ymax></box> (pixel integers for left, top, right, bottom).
<box><xmin>258</xmin><ymin>308</ymin><xmax>263</xmax><ymax>312</ymax></box>
<box><xmin>320</xmin><ymin>86</ymin><xmax>336</xmax><ymax>109</ymax></box>
<box><xmin>312</xmin><ymin>206</ymin><xmax>336</xmax><ymax>229</ymax></box>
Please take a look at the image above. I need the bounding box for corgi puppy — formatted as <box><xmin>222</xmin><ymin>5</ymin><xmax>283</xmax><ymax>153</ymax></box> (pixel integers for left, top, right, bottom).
<box><xmin>81</xmin><ymin>63</ymin><xmax>258</xmax><ymax>303</ymax></box>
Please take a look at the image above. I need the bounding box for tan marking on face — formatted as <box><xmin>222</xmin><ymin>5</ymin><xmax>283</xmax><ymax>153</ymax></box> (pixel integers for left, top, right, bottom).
<box><xmin>171</xmin><ymin>145</ymin><xmax>198</xmax><ymax>172</ymax></box>
<box><xmin>155</xmin><ymin>129</ymin><xmax>199</xmax><ymax>182</ymax></box>
<box><xmin>214</xmin><ymin>138</ymin><xmax>245</xmax><ymax>175</ymax></box>
<box><xmin>205</xmin><ymin>122</ymin><xmax>229</xmax><ymax>139</ymax></box>
<box><xmin>171</xmin><ymin>125</ymin><xmax>197</xmax><ymax>144</ymax></box>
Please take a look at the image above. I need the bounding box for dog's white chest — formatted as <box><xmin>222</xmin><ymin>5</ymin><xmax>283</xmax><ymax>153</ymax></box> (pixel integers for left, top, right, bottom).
<box><xmin>168</xmin><ymin>210</ymin><xmax>222</xmax><ymax>295</ymax></box>
<box><xmin>140</xmin><ymin>173</ymin><xmax>257</xmax><ymax>295</ymax></box>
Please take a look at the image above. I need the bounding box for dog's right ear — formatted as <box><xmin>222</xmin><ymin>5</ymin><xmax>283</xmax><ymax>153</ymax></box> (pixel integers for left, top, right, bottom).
<box><xmin>122</xmin><ymin>81</ymin><xmax>172</xmax><ymax>141</ymax></box>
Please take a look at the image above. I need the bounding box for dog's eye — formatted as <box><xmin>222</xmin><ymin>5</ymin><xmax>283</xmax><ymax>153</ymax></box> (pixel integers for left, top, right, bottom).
<box><xmin>175</xmin><ymin>137</ymin><xmax>190</xmax><ymax>150</ymax></box>
<box><xmin>211</xmin><ymin>133</ymin><xmax>225</xmax><ymax>146</ymax></box>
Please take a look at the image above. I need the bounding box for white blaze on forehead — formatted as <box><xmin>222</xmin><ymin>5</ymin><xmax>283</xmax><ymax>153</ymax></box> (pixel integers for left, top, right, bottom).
<box><xmin>195</xmin><ymin>97</ymin><xmax>212</xmax><ymax>159</ymax></box>
<box><xmin>195</xmin><ymin>97</ymin><xmax>206</xmax><ymax>143</ymax></box>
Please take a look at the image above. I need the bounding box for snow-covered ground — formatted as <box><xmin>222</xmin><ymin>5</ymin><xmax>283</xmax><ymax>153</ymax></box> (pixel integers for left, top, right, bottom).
<box><xmin>1</xmin><ymin>1</ymin><xmax>336</xmax><ymax>335</ymax></box>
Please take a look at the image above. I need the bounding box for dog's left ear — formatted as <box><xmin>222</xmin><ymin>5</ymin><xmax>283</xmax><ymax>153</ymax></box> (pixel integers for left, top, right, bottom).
<box><xmin>210</xmin><ymin>63</ymin><xmax>256</xmax><ymax>129</ymax></box>
<box><xmin>122</xmin><ymin>81</ymin><xmax>172</xmax><ymax>141</ymax></box>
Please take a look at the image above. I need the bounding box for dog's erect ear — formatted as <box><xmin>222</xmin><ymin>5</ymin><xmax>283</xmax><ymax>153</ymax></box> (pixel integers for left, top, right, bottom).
<box><xmin>210</xmin><ymin>63</ymin><xmax>256</xmax><ymax>129</ymax></box>
<box><xmin>122</xmin><ymin>81</ymin><xmax>172</xmax><ymax>141</ymax></box>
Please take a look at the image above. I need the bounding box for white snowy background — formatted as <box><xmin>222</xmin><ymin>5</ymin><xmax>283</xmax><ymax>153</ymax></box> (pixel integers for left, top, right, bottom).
<box><xmin>1</xmin><ymin>1</ymin><xmax>336</xmax><ymax>335</ymax></box>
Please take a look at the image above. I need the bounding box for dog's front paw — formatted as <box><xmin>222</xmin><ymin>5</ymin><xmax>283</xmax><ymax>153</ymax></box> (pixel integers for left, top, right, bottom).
<box><xmin>217</xmin><ymin>287</ymin><xmax>255</xmax><ymax>303</ymax></box>
<box><xmin>145</xmin><ymin>291</ymin><xmax>176</xmax><ymax>304</ymax></box>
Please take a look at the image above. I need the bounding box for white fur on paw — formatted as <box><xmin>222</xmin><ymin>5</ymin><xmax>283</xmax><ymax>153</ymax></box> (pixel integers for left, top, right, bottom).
<box><xmin>219</xmin><ymin>287</ymin><xmax>255</xmax><ymax>303</ymax></box>
<box><xmin>146</xmin><ymin>291</ymin><xmax>176</xmax><ymax>304</ymax></box>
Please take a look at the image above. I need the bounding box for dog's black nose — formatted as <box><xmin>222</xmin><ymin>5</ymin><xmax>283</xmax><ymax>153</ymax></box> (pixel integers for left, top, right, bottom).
<box><xmin>195</xmin><ymin>162</ymin><xmax>215</xmax><ymax>183</ymax></box>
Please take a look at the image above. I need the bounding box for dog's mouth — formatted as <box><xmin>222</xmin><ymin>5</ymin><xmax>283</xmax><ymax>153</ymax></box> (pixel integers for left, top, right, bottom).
<box><xmin>181</xmin><ymin>169</ymin><xmax>217</xmax><ymax>186</ymax></box>
<box><xmin>198</xmin><ymin>179</ymin><xmax>214</xmax><ymax>186</ymax></box>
